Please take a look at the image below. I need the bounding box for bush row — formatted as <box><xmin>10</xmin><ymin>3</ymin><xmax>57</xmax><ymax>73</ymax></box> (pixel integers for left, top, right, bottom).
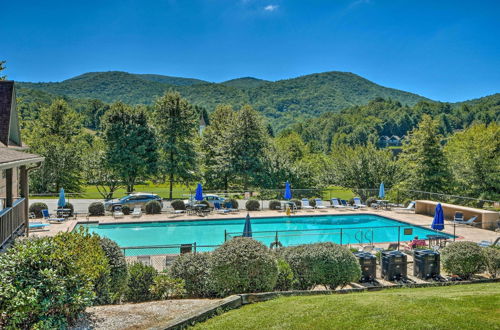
<box><xmin>441</xmin><ymin>241</ymin><xmax>500</xmax><ymax>279</ymax></box>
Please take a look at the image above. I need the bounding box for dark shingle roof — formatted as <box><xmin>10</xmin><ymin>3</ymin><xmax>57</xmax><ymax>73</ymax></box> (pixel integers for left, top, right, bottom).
<box><xmin>0</xmin><ymin>147</ymin><xmax>43</xmax><ymax>166</ymax></box>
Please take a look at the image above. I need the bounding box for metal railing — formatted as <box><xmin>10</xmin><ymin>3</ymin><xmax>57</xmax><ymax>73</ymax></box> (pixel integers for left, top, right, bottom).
<box><xmin>0</xmin><ymin>198</ymin><xmax>26</xmax><ymax>248</ymax></box>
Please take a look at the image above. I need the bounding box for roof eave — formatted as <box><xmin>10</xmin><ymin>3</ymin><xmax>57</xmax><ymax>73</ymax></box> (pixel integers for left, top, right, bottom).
<box><xmin>0</xmin><ymin>157</ymin><xmax>45</xmax><ymax>170</ymax></box>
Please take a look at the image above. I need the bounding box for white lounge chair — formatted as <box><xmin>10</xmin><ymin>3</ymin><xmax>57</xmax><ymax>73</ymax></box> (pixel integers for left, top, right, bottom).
<box><xmin>353</xmin><ymin>197</ymin><xmax>366</xmax><ymax>208</ymax></box>
<box><xmin>314</xmin><ymin>198</ymin><xmax>328</xmax><ymax>211</ymax></box>
<box><xmin>131</xmin><ymin>207</ymin><xmax>143</xmax><ymax>218</ymax></box>
<box><xmin>113</xmin><ymin>210</ymin><xmax>124</xmax><ymax>219</ymax></box>
<box><xmin>394</xmin><ymin>201</ymin><xmax>416</xmax><ymax>213</ymax></box>
<box><xmin>301</xmin><ymin>198</ymin><xmax>314</xmax><ymax>211</ymax></box>
<box><xmin>330</xmin><ymin>198</ymin><xmax>347</xmax><ymax>210</ymax></box>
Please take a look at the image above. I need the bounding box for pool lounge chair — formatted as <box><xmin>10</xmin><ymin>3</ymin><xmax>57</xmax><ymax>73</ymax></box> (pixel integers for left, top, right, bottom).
<box><xmin>131</xmin><ymin>207</ymin><xmax>142</xmax><ymax>218</ymax></box>
<box><xmin>453</xmin><ymin>212</ymin><xmax>464</xmax><ymax>222</ymax></box>
<box><xmin>301</xmin><ymin>199</ymin><xmax>314</xmax><ymax>211</ymax></box>
<box><xmin>393</xmin><ymin>201</ymin><xmax>416</xmax><ymax>213</ymax></box>
<box><xmin>224</xmin><ymin>202</ymin><xmax>239</xmax><ymax>213</ymax></box>
<box><xmin>330</xmin><ymin>198</ymin><xmax>347</xmax><ymax>210</ymax></box>
<box><xmin>453</xmin><ymin>215</ymin><xmax>479</xmax><ymax>226</ymax></box>
<box><xmin>314</xmin><ymin>198</ymin><xmax>328</xmax><ymax>211</ymax></box>
<box><xmin>29</xmin><ymin>222</ymin><xmax>50</xmax><ymax>231</ymax></box>
<box><xmin>42</xmin><ymin>209</ymin><xmax>65</xmax><ymax>223</ymax></box>
<box><xmin>214</xmin><ymin>201</ymin><xmax>231</xmax><ymax>214</ymax></box>
<box><xmin>353</xmin><ymin>197</ymin><xmax>367</xmax><ymax>208</ymax></box>
<box><xmin>340</xmin><ymin>199</ymin><xmax>356</xmax><ymax>210</ymax></box>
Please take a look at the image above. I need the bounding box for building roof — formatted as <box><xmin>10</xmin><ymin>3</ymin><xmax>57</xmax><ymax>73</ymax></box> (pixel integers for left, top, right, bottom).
<box><xmin>0</xmin><ymin>147</ymin><xmax>44</xmax><ymax>169</ymax></box>
<box><xmin>0</xmin><ymin>81</ymin><xmax>21</xmax><ymax>147</ymax></box>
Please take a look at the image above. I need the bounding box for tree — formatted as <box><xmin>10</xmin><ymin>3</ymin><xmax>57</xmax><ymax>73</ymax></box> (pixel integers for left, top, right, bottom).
<box><xmin>82</xmin><ymin>137</ymin><xmax>122</xmax><ymax>199</ymax></box>
<box><xmin>396</xmin><ymin>115</ymin><xmax>452</xmax><ymax>193</ymax></box>
<box><xmin>229</xmin><ymin>105</ymin><xmax>268</xmax><ymax>190</ymax></box>
<box><xmin>445</xmin><ymin>123</ymin><xmax>500</xmax><ymax>200</ymax></box>
<box><xmin>101</xmin><ymin>102</ymin><xmax>157</xmax><ymax>193</ymax></box>
<box><xmin>200</xmin><ymin>105</ymin><xmax>236</xmax><ymax>191</ymax></box>
<box><xmin>152</xmin><ymin>92</ymin><xmax>198</xmax><ymax>199</ymax></box>
<box><xmin>0</xmin><ymin>60</ymin><xmax>6</xmax><ymax>80</ymax></box>
<box><xmin>24</xmin><ymin>99</ymin><xmax>88</xmax><ymax>192</ymax></box>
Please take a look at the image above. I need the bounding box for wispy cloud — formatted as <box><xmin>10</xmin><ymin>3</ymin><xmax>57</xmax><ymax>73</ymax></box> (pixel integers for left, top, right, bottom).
<box><xmin>264</xmin><ymin>4</ymin><xmax>279</xmax><ymax>12</ymax></box>
<box><xmin>348</xmin><ymin>0</ymin><xmax>371</xmax><ymax>9</ymax></box>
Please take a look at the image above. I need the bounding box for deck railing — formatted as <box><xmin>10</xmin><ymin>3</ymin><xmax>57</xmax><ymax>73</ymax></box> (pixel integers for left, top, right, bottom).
<box><xmin>0</xmin><ymin>198</ymin><xmax>26</xmax><ymax>248</ymax></box>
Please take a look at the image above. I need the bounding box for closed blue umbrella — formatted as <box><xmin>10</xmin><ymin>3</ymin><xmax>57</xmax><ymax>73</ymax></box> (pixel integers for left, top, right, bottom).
<box><xmin>194</xmin><ymin>183</ymin><xmax>203</xmax><ymax>202</ymax></box>
<box><xmin>57</xmin><ymin>188</ymin><xmax>66</xmax><ymax>208</ymax></box>
<box><xmin>378</xmin><ymin>182</ymin><xmax>385</xmax><ymax>199</ymax></box>
<box><xmin>431</xmin><ymin>203</ymin><xmax>445</xmax><ymax>231</ymax></box>
<box><xmin>243</xmin><ymin>213</ymin><xmax>252</xmax><ymax>238</ymax></box>
<box><xmin>284</xmin><ymin>181</ymin><xmax>292</xmax><ymax>200</ymax></box>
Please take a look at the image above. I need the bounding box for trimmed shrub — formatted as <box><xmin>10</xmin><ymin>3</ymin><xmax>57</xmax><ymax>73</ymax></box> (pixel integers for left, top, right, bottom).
<box><xmin>280</xmin><ymin>242</ymin><xmax>361</xmax><ymax>290</ymax></box>
<box><xmin>150</xmin><ymin>274</ymin><xmax>185</xmax><ymax>300</ymax></box>
<box><xmin>483</xmin><ymin>247</ymin><xmax>500</xmax><ymax>278</ymax></box>
<box><xmin>171</xmin><ymin>199</ymin><xmax>186</xmax><ymax>210</ymax></box>
<box><xmin>122</xmin><ymin>205</ymin><xmax>131</xmax><ymax>215</ymax></box>
<box><xmin>246</xmin><ymin>199</ymin><xmax>260</xmax><ymax>211</ymax></box>
<box><xmin>291</xmin><ymin>199</ymin><xmax>302</xmax><ymax>208</ymax></box>
<box><xmin>223</xmin><ymin>198</ymin><xmax>239</xmax><ymax>209</ymax></box>
<box><xmin>211</xmin><ymin>237</ymin><xmax>278</xmax><ymax>296</ymax></box>
<box><xmin>125</xmin><ymin>262</ymin><xmax>158</xmax><ymax>302</ymax></box>
<box><xmin>441</xmin><ymin>241</ymin><xmax>486</xmax><ymax>279</ymax></box>
<box><xmin>308</xmin><ymin>198</ymin><xmax>317</xmax><ymax>207</ymax></box>
<box><xmin>88</xmin><ymin>202</ymin><xmax>105</xmax><ymax>216</ymax></box>
<box><xmin>0</xmin><ymin>230</ymin><xmax>109</xmax><ymax>329</ymax></box>
<box><xmin>169</xmin><ymin>252</ymin><xmax>214</xmax><ymax>297</ymax></box>
<box><xmin>145</xmin><ymin>200</ymin><xmax>162</xmax><ymax>214</ymax></box>
<box><xmin>98</xmin><ymin>238</ymin><xmax>128</xmax><ymax>304</ymax></box>
<box><xmin>274</xmin><ymin>258</ymin><xmax>295</xmax><ymax>291</ymax></box>
<box><xmin>29</xmin><ymin>202</ymin><xmax>48</xmax><ymax>218</ymax></box>
<box><xmin>269</xmin><ymin>200</ymin><xmax>281</xmax><ymax>210</ymax></box>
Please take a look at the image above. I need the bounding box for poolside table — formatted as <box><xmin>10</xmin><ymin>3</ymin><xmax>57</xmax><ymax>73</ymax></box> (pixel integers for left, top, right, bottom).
<box><xmin>426</xmin><ymin>234</ymin><xmax>449</xmax><ymax>248</ymax></box>
<box><xmin>56</xmin><ymin>208</ymin><xmax>72</xmax><ymax>219</ymax></box>
<box><xmin>376</xmin><ymin>200</ymin><xmax>390</xmax><ymax>210</ymax></box>
<box><xmin>193</xmin><ymin>204</ymin><xmax>209</xmax><ymax>217</ymax></box>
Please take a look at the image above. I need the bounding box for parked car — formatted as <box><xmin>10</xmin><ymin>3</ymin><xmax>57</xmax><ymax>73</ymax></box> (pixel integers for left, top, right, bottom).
<box><xmin>183</xmin><ymin>194</ymin><xmax>225</xmax><ymax>208</ymax></box>
<box><xmin>104</xmin><ymin>193</ymin><xmax>163</xmax><ymax>211</ymax></box>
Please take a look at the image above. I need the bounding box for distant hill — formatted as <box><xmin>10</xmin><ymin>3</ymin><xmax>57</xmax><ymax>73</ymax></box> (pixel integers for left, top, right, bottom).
<box><xmin>17</xmin><ymin>70</ymin><xmax>433</xmax><ymax>129</ymax></box>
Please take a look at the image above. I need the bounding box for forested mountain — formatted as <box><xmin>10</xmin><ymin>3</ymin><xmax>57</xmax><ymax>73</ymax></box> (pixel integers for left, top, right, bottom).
<box><xmin>17</xmin><ymin>70</ymin><xmax>430</xmax><ymax>129</ymax></box>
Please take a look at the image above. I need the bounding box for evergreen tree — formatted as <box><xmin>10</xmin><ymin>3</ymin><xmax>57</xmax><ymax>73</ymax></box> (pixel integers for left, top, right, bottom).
<box><xmin>24</xmin><ymin>99</ymin><xmax>88</xmax><ymax>192</ymax></box>
<box><xmin>396</xmin><ymin>115</ymin><xmax>452</xmax><ymax>193</ymax></box>
<box><xmin>0</xmin><ymin>60</ymin><xmax>6</xmax><ymax>80</ymax></box>
<box><xmin>152</xmin><ymin>92</ymin><xmax>198</xmax><ymax>199</ymax></box>
<box><xmin>101</xmin><ymin>102</ymin><xmax>157</xmax><ymax>193</ymax></box>
<box><xmin>200</xmin><ymin>105</ymin><xmax>236</xmax><ymax>191</ymax></box>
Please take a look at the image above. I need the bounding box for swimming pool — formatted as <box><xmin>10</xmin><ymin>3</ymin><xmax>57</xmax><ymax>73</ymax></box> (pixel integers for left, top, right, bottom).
<box><xmin>78</xmin><ymin>214</ymin><xmax>454</xmax><ymax>256</ymax></box>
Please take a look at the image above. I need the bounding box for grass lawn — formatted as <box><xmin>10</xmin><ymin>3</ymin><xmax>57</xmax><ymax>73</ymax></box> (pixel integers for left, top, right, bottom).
<box><xmin>194</xmin><ymin>283</ymin><xmax>500</xmax><ymax>329</ymax></box>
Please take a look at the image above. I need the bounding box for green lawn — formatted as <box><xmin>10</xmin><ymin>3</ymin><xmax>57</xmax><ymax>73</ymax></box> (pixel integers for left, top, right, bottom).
<box><xmin>194</xmin><ymin>283</ymin><xmax>500</xmax><ymax>329</ymax></box>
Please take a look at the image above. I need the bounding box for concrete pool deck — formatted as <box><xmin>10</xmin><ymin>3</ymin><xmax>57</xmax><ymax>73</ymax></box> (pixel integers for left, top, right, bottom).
<box><xmin>28</xmin><ymin>207</ymin><xmax>499</xmax><ymax>245</ymax></box>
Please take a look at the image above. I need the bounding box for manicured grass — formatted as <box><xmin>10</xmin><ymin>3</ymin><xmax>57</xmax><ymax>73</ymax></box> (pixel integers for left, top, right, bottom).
<box><xmin>194</xmin><ymin>283</ymin><xmax>500</xmax><ymax>329</ymax></box>
<box><xmin>323</xmin><ymin>186</ymin><xmax>355</xmax><ymax>201</ymax></box>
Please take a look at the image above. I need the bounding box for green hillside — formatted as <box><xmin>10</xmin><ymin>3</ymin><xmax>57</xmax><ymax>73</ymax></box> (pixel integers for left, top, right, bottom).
<box><xmin>17</xmin><ymin>70</ymin><xmax>431</xmax><ymax>129</ymax></box>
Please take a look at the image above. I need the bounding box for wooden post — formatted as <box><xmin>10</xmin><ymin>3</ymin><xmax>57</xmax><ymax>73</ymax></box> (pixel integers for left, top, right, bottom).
<box><xmin>5</xmin><ymin>168</ymin><xmax>12</xmax><ymax>207</ymax></box>
<box><xmin>20</xmin><ymin>166</ymin><xmax>29</xmax><ymax>236</ymax></box>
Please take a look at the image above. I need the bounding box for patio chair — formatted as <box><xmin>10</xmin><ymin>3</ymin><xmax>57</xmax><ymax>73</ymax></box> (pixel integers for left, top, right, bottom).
<box><xmin>353</xmin><ymin>197</ymin><xmax>367</xmax><ymax>208</ymax></box>
<box><xmin>214</xmin><ymin>201</ymin><xmax>231</xmax><ymax>214</ymax></box>
<box><xmin>224</xmin><ymin>202</ymin><xmax>239</xmax><ymax>213</ymax></box>
<box><xmin>453</xmin><ymin>215</ymin><xmax>479</xmax><ymax>226</ymax></box>
<box><xmin>393</xmin><ymin>201</ymin><xmax>416</xmax><ymax>213</ymax></box>
<box><xmin>330</xmin><ymin>198</ymin><xmax>347</xmax><ymax>209</ymax></box>
<box><xmin>131</xmin><ymin>207</ymin><xmax>143</xmax><ymax>218</ymax></box>
<box><xmin>28</xmin><ymin>222</ymin><xmax>50</xmax><ymax>231</ymax></box>
<box><xmin>301</xmin><ymin>198</ymin><xmax>314</xmax><ymax>211</ymax></box>
<box><xmin>314</xmin><ymin>198</ymin><xmax>328</xmax><ymax>210</ymax></box>
<box><xmin>340</xmin><ymin>199</ymin><xmax>355</xmax><ymax>210</ymax></box>
<box><xmin>453</xmin><ymin>212</ymin><xmax>464</xmax><ymax>222</ymax></box>
<box><xmin>42</xmin><ymin>209</ymin><xmax>65</xmax><ymax>223</ymax></box>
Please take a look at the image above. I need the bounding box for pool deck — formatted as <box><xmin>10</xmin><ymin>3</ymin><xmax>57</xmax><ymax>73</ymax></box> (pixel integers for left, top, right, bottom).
<box><xmin>28</xmin><ymin>207</ymin><xmax>499</xmax><ymax>245</ymax></box>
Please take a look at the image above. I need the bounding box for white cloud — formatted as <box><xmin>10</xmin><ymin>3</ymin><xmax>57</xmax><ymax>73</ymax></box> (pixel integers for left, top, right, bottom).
<box><xmin>264</xmin><ymin>4</ymin><xmax>279</xmax><ymax>12</ymax></box>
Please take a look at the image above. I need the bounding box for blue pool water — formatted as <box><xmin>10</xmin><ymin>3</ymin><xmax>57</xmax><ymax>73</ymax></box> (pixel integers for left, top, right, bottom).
<box><xmin>78</xmin><ymin>214</ymin><xmax>454</xmax><ymax>256</ymax></box>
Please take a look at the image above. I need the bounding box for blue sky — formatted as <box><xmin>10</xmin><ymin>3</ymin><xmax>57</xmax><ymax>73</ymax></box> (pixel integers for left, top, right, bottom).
<box><xmin>2</xmin><ymin>0</ymin><xmax>499</xmax><ymax>101</ymax></box>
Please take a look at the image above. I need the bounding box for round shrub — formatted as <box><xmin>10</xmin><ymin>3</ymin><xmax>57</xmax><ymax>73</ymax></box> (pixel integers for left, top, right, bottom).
<box><xmin>269</xmin><ymin>200</ymin><xmax>281</xmax><ymax>210</ymax></box>
<box><xmin>98</xmin><ymin>237</ymin><xmax>128</xmax><ymax>304</ymax></box>
<box><xmin>150</xmin><ymin>274</ymin><xmax>185</xmax><ymax>300</ymax></box>
<box><xmin>145</xmin><ymin>200</ymin><xmax>162</xmax><ymax>214</ymax></box>
<box><xmin>274</xmin><ymin>258</ymin><xmax>295</xmax><ymax>291</ymax></box>
<box><xmin>0</xmin><ymin>230</ymin><xmax>109</xmax><ymax>329</ymax></box>
<box><xmin>171</xmin><ymin>199</ymin><xmax>186</xmax><ymax>210</ymax></box>
<box><xmin>483</xmin><ymin>247</ymin><xmax>500</xmax><ymax>278</ymax></box>
<box><xmin>308</xmin><ymin>198</ymin><xmax>317</xmax><ymax>207</ymax></box>
<box><xmin>211</xmin><ymin>237</ymin><xmax>278</xmax><ymax>296</ymax></box>
<box><xmin>291</xmin><ymin>199</ymin><xmax>302</xmax><ymax>208</ymax></box>
<box><xmin>223</xmin><ymin>198</ymin><xmax>239</xmax><ymax>209</ymax></box>
<box><xmin>88</xmin><ymin>202</ymin><xmax>105</xmax><ymax>216</ymax></box>
<box><xmin>125</xmin><ymin>262</ymin><xmax>158</xmax><ymax>302</ymax></box>
<box><xmin>122</xmin><ymin>205</ymin><xmax>131</xmax><ymax>215</ymax></box>
<box><xmin>29</xmin><ymin>202</ymin><xmax>48</xmax><ymax>218</ymax></box>
<box><xmin>245</xmin><ymin>199</ymin><xmax>260</xmax><ymax>211</ymax></box>
<box><xmin>280</xmin><ymin>242</ymin><xmax>361</xmax><ymax>290</ymax></box>
<box><xmin>169</xmin><ymin>252</ymin><xmax>214</xmax><ymax>297</ymax></box>
<box><xmin>441</xmin><ymin>241</ymin><xmax>486</xmax><ymax>279</ymax></box>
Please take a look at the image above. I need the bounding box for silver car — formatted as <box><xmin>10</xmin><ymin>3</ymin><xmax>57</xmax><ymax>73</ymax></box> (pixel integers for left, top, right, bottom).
<box><xmin>104</xmin><ymin>193</ymin><xmax>163</xmax><ymax>211</ymax></box>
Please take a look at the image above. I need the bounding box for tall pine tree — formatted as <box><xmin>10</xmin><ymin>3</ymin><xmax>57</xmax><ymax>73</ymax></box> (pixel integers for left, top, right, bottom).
<box><xmin>152</xmin><ymin>92</ymin><xmax>198</xmax><ymax>199</ymax></box>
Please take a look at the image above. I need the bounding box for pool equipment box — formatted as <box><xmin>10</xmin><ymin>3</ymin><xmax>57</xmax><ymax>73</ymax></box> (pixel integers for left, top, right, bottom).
<box><xmin>413</xmin><ymin>249</ymin><xmax>440</xmax><ymax>280</ymax></box>
<box><xmin>381</xmin><ymin>250</ymin><xmax>408</xmax><ymax>281</ymax></box>
<box><xmin>353</xmin><ymin>252</ymin><xmax>377</xmax><ymax>282</ymax></box>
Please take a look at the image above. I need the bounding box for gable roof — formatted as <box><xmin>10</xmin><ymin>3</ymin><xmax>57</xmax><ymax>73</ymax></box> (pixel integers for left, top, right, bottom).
<box><xmin>0</xmin><ymin>81</ymin><xmax>22</xmax><ymax>147</ymax></box>
<box><xmin>0</xmin><ymin>147</ymin><xmax>44</xmax><ymax>170</ymax></box>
